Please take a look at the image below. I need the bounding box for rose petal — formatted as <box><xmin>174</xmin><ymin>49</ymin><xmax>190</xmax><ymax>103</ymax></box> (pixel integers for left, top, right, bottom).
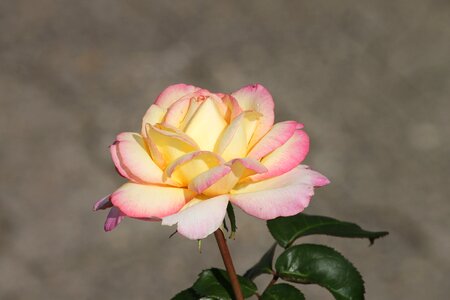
<box><xmin>111</xmin><ymin>183</ymin><xmax>195</xmax><ymax>219</ymax></box>
<box><xmin>188</xmin><ymin>165</ymin><xmax>232</xmax><ymax>194</ymax></box>
<box><xmin>231</xmin><ymin>84</ymin><xmax>275</xmax><ymax>148</ymax></box>
<box><xmin>189</xmin><ymin>158</ymin><xmax>267</xmax><ymax>196</ymax></box>
<box><xmin>183</xmin><ymin>98</ymin><xmax>228</xmax><ymax>151</ymax></box>
<box><xmin>145</xmin><ymin>123</ymin><xmax>199</xmax><ymax>167</ymax></box>
<box><xmin>93</xmin><ymin>195</ymin><xmax>113</xmax><ymax>211</ymax></box>
<box><xmin>215</xmin><ymin>111</ymin><xmax>262</xmax><ymax>161</ymax></box>
<box><xmin>230</xmin><ymin>166</ymin><xmax>329</xmax><ymax>220</ymax></box>
<box><xmin>141</xmin><ymin>104</ymin><xmax>166</xmax><ymax>136</ymax></box>
<box><xmin>104</xmin><ymin>207</ymin><xmax>126</xmax><ymax>232</ymax></box>
<box><xmin>111</xmin><ymin>132</ymin><xmax>166</xmax><ymax>184</ymax></box>
<box><xmin>249</xmin><ymin>129</ymin><xmax>310</xmax><ymax>181</ymax></box>
<box><xmin>247</xmin><ymin>121</ymin><xmax>300</xmax><ymax>160</ymax></box>
<box><xmin>154</xmin><ymin>84</ymin><xmax>202</xmax><ymax>108</ymax></box>
<box><xmin>165</xmin><ymin>151</ymin><xmax>224</xmax><ymax>186</ymax></box>
<box><xmin>221</xmin><ymin>94</ymin><xmax>242</xmax><ymax>122</ymax></box>
<box><xmin>162</xmin><ymin>195</ymin><xmax>229</xmax><ymax>240</ymax></box>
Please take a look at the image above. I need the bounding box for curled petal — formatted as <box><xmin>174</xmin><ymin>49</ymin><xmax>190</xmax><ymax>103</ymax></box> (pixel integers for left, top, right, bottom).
<box><xmin>249</xmin><ymin>130</ymin><xmax>310</xmax><ymax>181</ymax></box>
<box><xmin>141</xmin><ymin>104</ymin><xmax>166</xmax><ymax>136</ymax></box>
<box><xmin>145</xmin><ymin>123</ymin><xmax>199</xmax><ymax>167</ymax></box>
<box><xmin>215</xmin><ymin>111</ymin><xmax>262</xmax><ymax>161</ymax></box>
<box><xmin>163</xmin><ymin>96</ymin><xmax>192</xmax><ymax>128</ymax></box>
<box><xmin>189</xmin><ymin>158</ymin><xmax>267</xmax><ymax>196</ymax></box>
<box><xmin>104</xmin><ymin>207</ymin><xmax>126</xmax><ymax>232</ymax></box>
<box><xmin>231</xmin><ymin>84</ymin><xmax>275</xmax><ymax>148</ymax></box>
<box><xmin>247</xmin><ymin>121</ymin><xmax>300</xmax><ymax>160</ymax></box>
<box><xmin>188</xmin><ymin>165</ymin><xmax>232</xmax><ymax>194</ymax></box>
<box><xmin>165</xmin><ymin>151</ymin><xmax>224</xmax><ymax>186</ymax></box>
<box><xmin>154</xmin><ymin>84</ymin><xmax>202</xmax><ymax>109</ymax></box>
<box><xmin>221</xmin><ymin>94</ymin><xmax>242</xmax><ymax>122</ymax></box>
<box><xmin>230</xmin><ymin>166</ymin><xmax>329</xmax><ymax>220</ymax></box>
<box><xmin>111</xmin><ymin>183</ymin><xmax>195</xmax><ymax>219</ymax></box>
<box><xmin>111</xmin><ymin>132</ymin><xmax>166</xmax><ymax>184</ymax></box>
<box><xmin>162</xmin><ymin>195</ymin><xmax>229</xmax><ymax>240</ymax></box>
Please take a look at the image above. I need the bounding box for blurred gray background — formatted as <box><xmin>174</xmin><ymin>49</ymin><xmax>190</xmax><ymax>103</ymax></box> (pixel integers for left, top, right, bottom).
<box><xmin>0</xmin><ymin>0</ymin><xmax>449</xmax><ymax>299</ymax></box>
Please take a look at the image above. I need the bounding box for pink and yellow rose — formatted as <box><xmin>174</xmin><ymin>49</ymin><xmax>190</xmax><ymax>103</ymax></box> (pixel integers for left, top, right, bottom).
<box><xmin>94</xmin><ymin>84</ymin><xmax>329</xmax><ymax>240</ymax></box>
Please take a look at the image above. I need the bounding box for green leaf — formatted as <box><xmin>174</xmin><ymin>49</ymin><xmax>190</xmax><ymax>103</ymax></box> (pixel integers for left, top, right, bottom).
<box><xmin>261</xmin><ymin>283</ymin><xmax>305</xmax><ymax>300</ymax></box>
<box><xmin>275</xmin><ymin>244</ymin><xmax>365</xmax><ymax>300</ymax></box>
<box><xmin>244</xmin><ymin>243</ymin><xmax>277</xmax><ymax>280</ymax></box>
<box><xmin>192</xmin><ymin>268</ymin><xmax>257</xmax><ymax>299</ymax></box>
<box><xmin>226</xmin><ymin>203</ymin><xmax>237</xmax><ymax>239</ymax></box>
<box><xmin>267</xmin><ymin>213</ymin><xmax>389</xmax><ymax>248</ymax></box>
<box><xmin>171</xmin><ymin>288</ymin><xmax>200</xmax><ymax>300</ymax></box>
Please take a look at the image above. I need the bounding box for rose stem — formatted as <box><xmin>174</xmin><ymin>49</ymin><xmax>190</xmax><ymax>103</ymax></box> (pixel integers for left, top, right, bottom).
<box><xmin>214</xmin><ymin>228</ymin><xmax>244</xmax><ymax>300</ymax></box>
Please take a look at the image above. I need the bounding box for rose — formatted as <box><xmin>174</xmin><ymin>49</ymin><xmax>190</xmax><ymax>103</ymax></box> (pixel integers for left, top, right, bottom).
<box><xmin>94</xmin><ymin>84</ymin><xmax>329</xmax><ymax>240</ymax></box>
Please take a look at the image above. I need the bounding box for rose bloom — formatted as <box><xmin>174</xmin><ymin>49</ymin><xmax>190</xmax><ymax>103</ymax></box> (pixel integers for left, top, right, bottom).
<box><xmin>94</xmin><ymin>84</ymin><xmax>329</xmax><ymax>240</ymax></box>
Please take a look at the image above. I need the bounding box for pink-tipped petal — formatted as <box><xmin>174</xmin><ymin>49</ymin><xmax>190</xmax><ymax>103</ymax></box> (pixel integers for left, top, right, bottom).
<box><xmin>250</xmin><ymin>129</ymin><xmax>310</xmax><ymax>181</ymax></box>
<box><xmin>230</xmin><ymin>166</ymin><xmax>329</xmax><ymax>220</ymax></box>
<box><xmin>247</xmin><ymin>121</ymin><xmax>299</xmax><ymax>160</ymax></box>
<box><xmin>154</xmin><ymin>84</ymin><xmax>202</xmax><ymax>108</ymax></box>
<box><xmin>104</xmin><ymin>207</ymin><xmax>126</xmax><ymax>232</ymax></box>
<box><xmin>165</xmin><ymin>151</ymin><xmax>224</xmax><ymax>186</ymax></box>
<box><xmin>111</xmin><ymin>183</ymin><xmax>194</xmax><ymax>219</ymax></box>
<box><xmin>111</xmin><ymin>132</ymin><xmax>166</xmax><ymax>184</ymax></box>
<box><xmin>226</xmin><ymin>157</ymin><xmax>268</xmax><ymax>175</ymax></box>
<box><xmin>188</xmin><ymin>165</ymin><xmax>232</xmax><ymax>194</ymax></box>
<box><xmin>145</xmin><ymin>124</ymin><xmax>199</xmax><ymax>167</ymax></box>
<box><xmin>162</xmin><ymin>195</ymin><xmax>229</xmax><ymax>240</ymax></box>
<box><xmin>231</xmin><ymin>84</ymin><xmax>275</xmax><ymax>148</ymax></box>
<box><xmin>110</xmin><ymin>143</ymin><xmax>129</xmax><ymax>179</ymax></box>
<box><xmin>141</xmin><ymin>104</ymin><xmax>166</xmax><ymax>136</ymax></box>
<box><xmin>189</xmin><ymin>158</ymin><xmax>267</xmax><ymax>196</ymax></box>
<box><xmin>94</xmin><ymin>195</ymin><xmax>113</xmax><ymax>211</ymax></box>
<box><xmin>221</xmin><ymin>94</ymin><xmax>242</xmax><ymax>122</ymax></box>
<box><xmin>215</xmin><ymin>111</ymin><xmax>262</xmax><ymax>161</ymax></box>
<box><xmin>163</xmin><ymin>96</ymin><xmax>192</xmax><ymax>128</ymax></box>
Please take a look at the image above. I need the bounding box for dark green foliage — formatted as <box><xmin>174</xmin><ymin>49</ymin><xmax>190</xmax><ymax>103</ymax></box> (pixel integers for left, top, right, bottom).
<box><xmin>261</xmin><ymin>283</ymin><xmax>305</xmax><ymax>300</ymax></box>
<box><xmin>192</xmin><ymin>268</ymin><xmax>257</xmax><ymax>299</ymax></box>
<box><xmin>171</xmin><ymin>288</ymin><xmax>200</xmax><ymax>300</ymax></box>
<box><xmin>267</xmin><ymin>213</ymin><xmax>389</xmax><ymax>248</ymax></box>
<box><xmin>275</xmin><ymin>244</ymin><xmax>365</xmax><ymax>300</ymax></box>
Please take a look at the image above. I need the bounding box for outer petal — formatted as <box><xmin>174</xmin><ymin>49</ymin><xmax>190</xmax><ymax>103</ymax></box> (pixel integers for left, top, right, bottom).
<box><xmin>93</xmin><ymin>195</ymin><xmax>113</xmax><ymax>211</ymax></box>
<box><xmin>154</xmin><ymin>84</ymin><xmax>201</xmax><ymax>109</ymax></box>
<box><xmin>247</xmin><ymin>121</ymin><xmax>300</xmax><ymax>160</ymax></box>
<box><xmin>162</xmin><ymin>195</ymin><xmax>229</xmax><ymax>240</ymax></box>
<box><xmin>104</xmin><ymin>207</ymin><xmax>126</xmax><ymax>232</ymax></box>
<box><xmin>111</xmin><ymin>183</ymin><xmax>195</xmax><ymax>219</ymax></box>
<box><xmin>111</xmin><ymin>132</ymin><xmax>166</xmax><ymax>184</ymax></box>
<box><xmin>249</xmin><ymin>129</ymin><xmax>310</xmax><ymax>181</ymax></box>
<box><xmin>231</xmin><ymin>84</ymin><xmax>275</xmax><ymax>148</ymax></box>
<box><xmin>230</xmin><ymin>166</ymin><xmax>329</xmax><ymax>220</ymax></box>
